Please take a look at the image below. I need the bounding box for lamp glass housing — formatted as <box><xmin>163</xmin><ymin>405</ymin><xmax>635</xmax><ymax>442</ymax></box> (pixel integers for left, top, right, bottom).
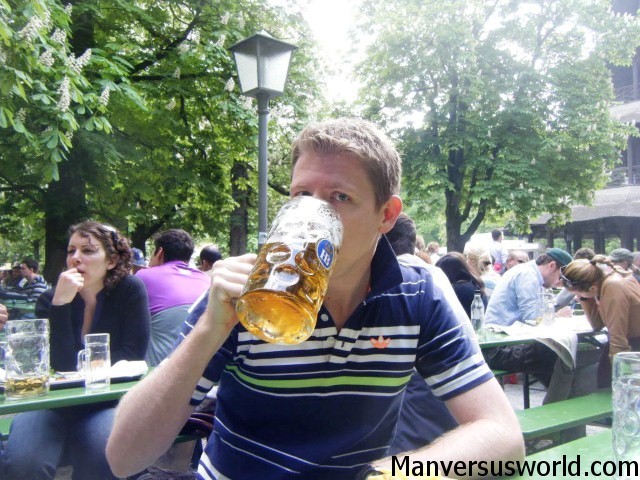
<box><xmin>230</xmin><ymin>33</ymin><xmax>297</xmax><ymax>98</ymax></box>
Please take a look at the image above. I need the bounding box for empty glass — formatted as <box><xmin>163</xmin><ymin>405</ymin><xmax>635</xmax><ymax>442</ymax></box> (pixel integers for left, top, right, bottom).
<box><xmin>77</xmin><ymin>333</ymin><xmax>111</xmax><ymax>391</ymax></box>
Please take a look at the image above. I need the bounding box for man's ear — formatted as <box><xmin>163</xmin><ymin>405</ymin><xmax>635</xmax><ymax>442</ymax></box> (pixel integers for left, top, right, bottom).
<box><xmin>379</xmin><ymin>195</ymin><xmax>403</xmax><ymax>235</ymax></box>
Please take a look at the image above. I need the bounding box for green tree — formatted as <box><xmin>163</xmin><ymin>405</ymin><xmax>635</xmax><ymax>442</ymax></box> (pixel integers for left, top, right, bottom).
<box><xmin>355</xmin><ymin>0</ymin><xmax>640</xmax><ymax>252</ymax></box>
<box><xmin>0</xmin><ymin>0</ymin><xmax>321</xmax><ymax>281</ymax></box>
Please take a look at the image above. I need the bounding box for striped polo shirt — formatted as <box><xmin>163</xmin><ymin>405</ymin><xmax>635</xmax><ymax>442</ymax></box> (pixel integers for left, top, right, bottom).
<box><xmin>180</xmin><ymin>239</ymin><xmax>493</xmax><ymax>480</ymax></box>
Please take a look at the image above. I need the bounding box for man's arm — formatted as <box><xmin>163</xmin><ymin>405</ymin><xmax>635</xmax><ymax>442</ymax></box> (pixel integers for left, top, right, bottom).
<box><xmin>106</xmin><ymin>254</ymin><xmax>256</xmax><ymax>478</ymax></box>
<box><xmin>372</xmin><ymin>378</ymin><xmax>524</xmax><ymax>478</ymax></box>
<box><xmin>0</xmin><ymin>303</ymin><xmax>7</xmax><ymax>329</ymax></box>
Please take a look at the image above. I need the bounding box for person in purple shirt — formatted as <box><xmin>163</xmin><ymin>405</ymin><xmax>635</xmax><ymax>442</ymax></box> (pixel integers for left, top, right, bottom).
<box><xmin>136</xmin><ymin>229</ymin><xmax>211</xmax><ymax>365</ymax></box>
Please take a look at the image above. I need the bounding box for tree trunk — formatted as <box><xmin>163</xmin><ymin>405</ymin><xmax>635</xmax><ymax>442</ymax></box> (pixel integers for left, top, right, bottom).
<box><xmin>42</xmin><ymin>146</ymin><xmax>90</xmax><ymax>283</ymax></box>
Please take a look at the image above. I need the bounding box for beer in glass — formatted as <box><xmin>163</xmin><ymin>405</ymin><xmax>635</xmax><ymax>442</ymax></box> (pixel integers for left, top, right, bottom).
<box><xmin>236</xmin><ymin>196</ymin><xmax>343</xmax><ymax>344</ymax></box>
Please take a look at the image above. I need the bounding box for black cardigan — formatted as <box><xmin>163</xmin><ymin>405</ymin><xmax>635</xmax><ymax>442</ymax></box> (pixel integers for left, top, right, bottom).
<box><xmin>36</xmin><ymin>274</ymin><xmax>151</xmax><ymax>372</ymax></box>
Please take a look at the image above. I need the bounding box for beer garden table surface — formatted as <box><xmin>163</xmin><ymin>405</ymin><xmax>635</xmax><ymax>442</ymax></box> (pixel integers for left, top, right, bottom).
<box><xmin>0</xmin><ymin>377</ymin><xmax>140</xmax><ymax>415</ymax></box>
<box><xmin>2</xmin><ymin>299</ymin><xmax>36</xmax><ymax>320</ymax></box>
<box><xmin>477</xmin><ymin>315</ymin><xmax>602</xmax><ymax>349</ymax></box>
<box><xmin>508</xmin><ymin>429</ymin><xmax>615</xmax><ymax>480</ymax></box>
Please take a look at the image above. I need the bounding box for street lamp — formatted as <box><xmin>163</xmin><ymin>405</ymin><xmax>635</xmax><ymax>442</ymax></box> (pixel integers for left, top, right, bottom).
<box><xmin>229</xmin><ymin>31</ymin><xmax>297</xmax><ymax>247</ymax></box>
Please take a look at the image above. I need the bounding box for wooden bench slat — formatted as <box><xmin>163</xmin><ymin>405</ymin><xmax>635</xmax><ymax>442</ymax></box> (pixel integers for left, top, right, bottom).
<box><xmin>516</xmin><ymin>389</ymin><xmax>611</xmax><ymax>440</ymax></box>
<box><xmin>0</xmin><ymin>416</ymin><xmax>13</xmax><ymax>440</ymax></box>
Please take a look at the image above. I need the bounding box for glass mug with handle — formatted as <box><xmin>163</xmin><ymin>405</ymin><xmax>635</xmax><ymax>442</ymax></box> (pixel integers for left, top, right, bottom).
<box><xmin>236</xmin><ymin>196</ymin><xmax>343</xmax><ymax>345</ymax></box>
<box><xmin>4</xmin><ymin>318</ymin><xmax>50</xmax><ymax>400</ymax></box>
<box><xmin>612</xmin><ymin>351</ymin><xmax>640</xmax><ymax>479</ymax></box>
<box><xmin>77</xmin><ymin>333</ymin><xmax>111</xmax><ymax>390</ymax></box>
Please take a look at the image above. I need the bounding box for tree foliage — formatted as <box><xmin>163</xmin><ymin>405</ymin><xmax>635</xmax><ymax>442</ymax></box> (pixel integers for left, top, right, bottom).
<box><xmin>354</xmin><ymin>0</ymin><xmax>640</xmax><ymax>251</ymax></box>
<box><xmin>0</xmin><ymin>0</ymin><xmax>322</xmax><ymax>280</ymax></box>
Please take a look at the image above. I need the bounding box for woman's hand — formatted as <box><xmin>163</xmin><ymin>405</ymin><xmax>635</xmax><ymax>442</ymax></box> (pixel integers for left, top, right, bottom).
<box><xmin>51</xmin><ymin>268</ymin><xmax>84</xmax><ymax>305</ymax></box>
<box><xmin>555</xmin><ymin>306</ymin><xmax>573</xmax><ymax>317</ymax></box>
<box><xmin>0</xmin><ymin>303</ymin><xmax>7</xmax><ymax>330</ymax></box>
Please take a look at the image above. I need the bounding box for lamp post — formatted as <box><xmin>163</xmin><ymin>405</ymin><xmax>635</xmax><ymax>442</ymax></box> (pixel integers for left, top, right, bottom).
<box><xmin>229</xmin><ymin>32</ymin><xmax>297</xmax><ymax>247</ymax></box>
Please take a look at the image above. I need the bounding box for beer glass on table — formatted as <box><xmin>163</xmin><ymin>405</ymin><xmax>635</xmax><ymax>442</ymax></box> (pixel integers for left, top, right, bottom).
<box><xmin>4</xmin><ymin>318</ymin><xmax>50</xmax><ymax>400</ymax></box>
<box><xmin>612</xmin><ymin>352</ymin><xmax>640</xmax><ymax>479</ymax></box>
<box><xmin>77</xmin><ymin>333</ymin><xmax>111</xmax><ymax>391</ymax></box>
<box><xmin>236</xmin><ymin>196</ymin><xmax>343</xmax><ymax>345</ymax></box>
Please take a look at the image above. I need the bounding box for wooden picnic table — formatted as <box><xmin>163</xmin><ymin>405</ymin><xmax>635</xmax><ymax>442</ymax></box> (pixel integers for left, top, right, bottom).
<box><xmin>508</xmin><ymin>430</ymin><xmax>616</xmax><ymax>480</ymax></box>
<box><xmin>0</xmin><ymin>376</ymin><xmax>141</xmax><ymax>415</ymax></box>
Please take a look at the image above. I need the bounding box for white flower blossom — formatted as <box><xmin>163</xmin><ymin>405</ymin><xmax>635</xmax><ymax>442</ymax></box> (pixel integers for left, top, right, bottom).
<box><xmin>530</xmin><ymin>158</ymin><xmax>536</xmax><ymax>165</ymax></box>
<box><xmin>67</xmin><ymin>49</ymin><xmax>92</xmax><ymax>74</ymax></box>
<box><xmin>173</xmin><ymin>67</ymin><xmax>181</xmax><ymax>79</ymax></box>
<box><xmin>41</xmin><ymin>8</ymin><xmax>52</xmax><ymax>32</ymax></box>
<box><xmin>221</xmin><ymin>13</ymin><xmax>230</xmax><ymax>25</ymax></box>
<box><xmin>242</xmin><ymin>97</ymin><xmax>253</xmax><ymax>109</ymax></box>
<box><xmin>178</xmin><ymin>42</ymin><xmax>190</xmax><ymax>54</ymax></box>
<box><xmin>51</xmin><ymin>28</ymin><xmax>66</xmax><ymax>45</ymax></box>
<box><xmin>16</xmin><ymin>109</ymin><xmax>27</xmax><ymax>123</ymax></box>
<box><xmin>57</xmin><ymin>76</ymin><xmax>71</xmax><ymax>112</ymax></box>
<box><xmin>99</xmin><ymin>86</ymin><xmax>110</xmax><ymax>107</ymax></box>
<box><xmin>39</xmin><ymin>49</ymin><xmax>54</xmax><ymax>68</ymax></box>
<box><xmin>225</xmin><ymin>78</ymin><xmax>235</xmax><ymax>92</ymax></box>
<box><xmin>167</xmin><ymin>98</ymin><xmax>176</xmax><ymax>110</ymax></box>
<box><xmin>188</xmin><ymin>29</ymin><xmax>200</xmax><ymax>44</ymax></box>
<box><xmin>18</xmin><ymin>15</ymin><xmax>43</xmax><ymax>41</ymax></box>
<box><xmin>64</xmin><ymin>4</ymin><xmax>73</xmax><ymax>16</ymax></box>
<box><xmin>0</xmin><ymin>48</ymin><xmax>6</xmax><ymax>64</ymax></box>
<box><xmin>215</xmin><ymin>34</ymin><xmax>226</xmax><ymax>48</ymax></box>
<box><xmin>237</xmin><ymin>17</ymin><xmax>245</xmax><ymax>30</ymax></box>
<box><xmin>64</xmin><ymin>130</ymin><xmax>73</xmax><ymax>144</ymax></box>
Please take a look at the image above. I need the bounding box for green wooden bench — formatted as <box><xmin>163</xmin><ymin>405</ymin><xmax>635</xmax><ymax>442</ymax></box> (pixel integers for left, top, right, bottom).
<box><xmin>0</xmin><ymin>416</ymin><xmax>13</xmax><ymax>440</ymax></box>
<box><xmin>516</xmin><ymin>389</ymin><xmax>611</xmax><ymax>441</ymax></box>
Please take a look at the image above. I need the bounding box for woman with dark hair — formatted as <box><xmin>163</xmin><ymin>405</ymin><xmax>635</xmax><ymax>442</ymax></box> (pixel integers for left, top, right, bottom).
<box><xmin>4</xmin><ymin>221</ymin><xmax>151</xmax><ymax>480</ymax></box>
<box><xmin>561</xmin><ymin>255</ymin><xmax>640</xmax><ymax>387</ymax></box>
<box><xmin>436</xmin><ymin>252</ymin><xmax>487</xmax><ymax>317</ymax></box>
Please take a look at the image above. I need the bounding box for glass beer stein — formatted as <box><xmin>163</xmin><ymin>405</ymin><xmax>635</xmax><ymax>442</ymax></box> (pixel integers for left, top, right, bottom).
<box><xmin>236</xmin><ymin>196</ymin><xmax>343</xmax><ymax>344</ymax></box>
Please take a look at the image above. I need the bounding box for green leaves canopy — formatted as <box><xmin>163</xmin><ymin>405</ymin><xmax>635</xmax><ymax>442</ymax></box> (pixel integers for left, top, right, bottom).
<box><xmin>355</xmin><ymin>0</ymin><xmax>640</xmax><ymax>251</ymax></box>
<box><xmin>0</xmin><ymin>0</ymin><xmax>321</xmax><ymax>277</ymax></box>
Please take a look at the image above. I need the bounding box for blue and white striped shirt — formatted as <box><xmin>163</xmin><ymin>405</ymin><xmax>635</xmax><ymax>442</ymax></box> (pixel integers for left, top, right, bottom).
<box><xmin>179</xmin><ymin>239</ymin><xmax>492</xmax><ymax>480</ymax></box>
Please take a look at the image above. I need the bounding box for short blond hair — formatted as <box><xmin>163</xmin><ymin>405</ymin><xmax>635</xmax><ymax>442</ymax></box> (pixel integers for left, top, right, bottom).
<box><xmin>291</xmin><ymin>118</ymin><xmax>401</xmax><ymax>209</ymax></box>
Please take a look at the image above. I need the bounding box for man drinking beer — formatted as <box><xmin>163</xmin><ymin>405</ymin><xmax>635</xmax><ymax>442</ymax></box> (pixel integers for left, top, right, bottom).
<box><xmin>107</xmin><ymin>118</ymin><xmax>524</xmax><ymax>479</ymax></box>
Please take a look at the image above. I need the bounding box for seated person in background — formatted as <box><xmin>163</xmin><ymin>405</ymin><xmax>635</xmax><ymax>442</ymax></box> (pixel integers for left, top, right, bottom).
<box><xmin>436</xmin><ymin>251</ymin><xmax>487</xmax><ymax>317</ymax></box>
<box><xmin>0</xmin><ymin>258</ymin><xmax>47</xmax><ymax>302</ymax></box>
<box><xmin>137</xmin><ymin>229</ymin><xmax>211</xmax><ymax>366</ymax></box>
<box><xmin>3</xmin><ymin>221</ymin><xmax>150</xmax><ymax>480</ymax></box>
<box><xmin>1</xmin><ymin>265</ymin><xmax>23</xmax><ymax>290</ymax></box>
<box><xmin>198</xmin><ymin>244</ymin><xmax>222</xmax><ymax>272</ymax></box>
<box><xmin>505</xmin><ymin>250</ymin><xmax>529</xmax><ymax>271</ymax></box>
<box><xmin>426</xmin><ymin>240</ymin><xmax>441</xmax><ymax>263</ymax></box>
<box><xmin>414</xmin><ymin>235</ymin><xmax>432</xmax><ymax>264</ymax></box>
<box><xmin>131</xmin><ymin>247</ymin><xmax>148</xmax><ymax>274</ymax></box>
<box><xmin>385</xmin><ymin>213</ymin><xmax>475</xmax><ymax>454</ymax></box>
<box><xmin>466</xmin><ymin>245</ymin><xmax>501</xmax><ymax>298</ymax></box>
<box><xmin>561</xmin><ymin>255</ymin><xmax>640</xmax><ymax>387</ymax></box>
<box><xmin>608</xmin><ymin>248</ymin><xmax>638</xmax><ymax>277</ymax></box>
<box><xmin>554</xmin><ymin>247</ymin><xmax>595</xmax><ymax>309</ymax></box>
<box><xmin>634</xmin><ymin>251</ymin><xmax>640</xmax><ymax>283</ymax></box>
<box><xmin>107</xmin><ymin>118</ymin><xmax>523</xmax><ymax>480</ymax></box>
<box><xmin>0</xmin><ymin>303</ymin><xmax>7</xmax><ymax>329</ymax></box>
<box><xmin>484</xmin><ymin>248</ymin><xmax>582</xmax><ymax>404</ymax></box>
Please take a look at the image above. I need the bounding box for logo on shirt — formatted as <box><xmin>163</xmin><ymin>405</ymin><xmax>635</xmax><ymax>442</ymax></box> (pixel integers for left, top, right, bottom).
<box><xmin>370</xmin><ymin>335</ymin><xmax>391</xmax><ymax>349</ymax></box>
